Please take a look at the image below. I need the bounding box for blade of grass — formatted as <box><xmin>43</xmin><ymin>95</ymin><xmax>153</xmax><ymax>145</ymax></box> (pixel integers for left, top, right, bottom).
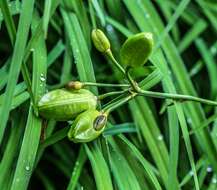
<box><xmin>60</xmin><ymin>37</ymin><xmax>72</xmax><ymax>83</ymax></box>
<box><xmin>0</xmin><ymin>113</ymin><xmax>25</xmax><ymax>188</ymax></box>
<box><xmin>10</xmin><ymin>11</ymin><xmax>47</xmax><ymax>190</ymax></box>
<box><xmin>67</xmin><ymin>146</ymin><xmax>87</xmax><ymax>190</ymax></box>
<box><xmin>207</xmin><ymin>175</ymin><xmax>217</xmax><ymax>190</ymax></box>
<box><xmin>123</xmin><ymin>1</ymin><xmax>200</xmax><ymax>188</ymax></box>
<box><xmin>47</xmin><ymin>40</ymin><xmax>65</xmax><ymax>67</ymax></box>
<box><xmin>156</xmin><ymin>0</ymin><xmax>179</xmax><ymax>43</ymax></box>
<box><xmin>63</xmin><ymin>0</ymin><xmax>91</xmax><ymax>47</ymax></box>
<box><xmin>167</xmin><ymin>106</ymin><xmax>180</xmax><ymax>190</ymax></box>
<box><xmin>0</xmin><ymin>0</ymin><xmax>35</xmax><ymax>116</ymax></box>
<box><xmin>42</xmin><ymin>0</ymin><xmax>51</xmax><ymax>39</ymax></box>
<box><xmin>196</xmin><ymin>0</ymin><xmax>217</xmax><ymax>32</ymax></box>
<box><xmin>0</xmin><ymin>0</ymin><xmax>16</xmax><ymax>45</ymax></box>
<box><xmin>61</xmin><ymin>9</ymin><xmax>97</xmax><ymax>94</ymax></box>
<box><xmin>45</xmin><ymin>153</ymin><xmax>71</xmax><ymax>178</ymax></box>
<box><xmin>139</xmin><ymin>0</ymin><xmax>217</xmax><ymax>174</ymax></box>
<box><xmin>0</xmin><ymin>0</ymin><xmax>35</xmax><ymax>145</ymax></box>
<box><xmin>103</xmin><ymin>123</ymin><xmax>137</xmax><ymax>137</ymax></box>
<box><xmin>119</xmin><ymin>135</ymin><xmax>162</xmax><ymax>190</ymax></box>
<box><xmin>154</xmin><ymin>0</ymin><xmax>191</xmax><ymax>51</ymax></box>
<box><xmin>178</xmin><ymin>19</ymin><xmax>207</xmax><ymax>53</ymax></box>
<box><xmin>85</xmin><ymin>144</ymin><xmax>113</xmax><ymax>190</ymax></box>
<box><xmin>91</xmin><ymin>0</ymin><xmax>106</xmax><ymax>26</ymax></box>
<box><xmin>179</xmin><ymin>157</ymin><xmax>204</xmax><ymax>187</ymax></box>
<box><xmin>105</xmin><ymin>0</ymin><xmax>122</xmax><ymax>21</ymax></box>
<box><xmin>195</xmin><ymin>38</ymin><xmax>217</xmax><ymax>99</ymax></box>
<box><xmin>36</xmin><ymin>169</ymin><xmax>55</xmax><ymax>190</ymax></box>
<box><xmin>61</xmin><ymin>6</ymin><xmax>114</xmax><ymax>190</ymax></box>
<box><xmin>129</xmin><ymin>97</ymin><xmax>169</xmax><ymax>186</ymax></box>
<box><xmin>107</xmin><ymin>137</ymin><xmax>141</xmax><ymax>190</ymax></box>
<box><xmin>0</xmin><ymin>1</ymin><xmax>21</xmax><ymax>22</ymax></box>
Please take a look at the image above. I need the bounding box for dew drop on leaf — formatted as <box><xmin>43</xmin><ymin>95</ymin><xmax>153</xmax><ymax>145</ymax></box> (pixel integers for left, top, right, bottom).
<box><xmin>157</xmin><ymin>134</ymin><xmax>163</xmax><ymax>141</ymax></box>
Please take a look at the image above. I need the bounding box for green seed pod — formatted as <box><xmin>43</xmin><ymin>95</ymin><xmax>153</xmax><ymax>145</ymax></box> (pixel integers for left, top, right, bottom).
<box><xmin>120</xmin><ymin>32</ymin><xmax>154</xmax><ymax>68</ymax></box>
<box><xmin>38</xmin><ymin>89</ymin><xmax>97</xmax><ymax>121</ymax></box>
<box><xmin>68</xmin><ymin>109</ymin><xmax>107</xmax><ymax>143</ymax></box>
<box><xmin>91</xmin><ymin>29</ymin><xmax>110</xmax><ymax>53</ymax></box>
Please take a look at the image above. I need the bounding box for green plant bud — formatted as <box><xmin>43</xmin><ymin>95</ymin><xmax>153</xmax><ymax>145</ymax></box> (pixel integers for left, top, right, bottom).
<box><xmin>38</xmin><ymin>89</ymin><xmax>97</xmax><ymax>121</ymax></box>
<box><xmin>68</xmin><ymin>109</ymin><xmax>107</xmax><ymax>143</ymax></box>
<box><xmin>91</xmin><ymin>29</ymin><xmax>110</xmax><ymax>53</ymax></box>
<box><xmin>66</xmin><ymin>81</ymin><xmax>83</xmax><ymax>90</ymax></box>
<box><xmin>120</xmin><ymin>32</ymin><xmax>153</xmax><ymax>68</ymax></box>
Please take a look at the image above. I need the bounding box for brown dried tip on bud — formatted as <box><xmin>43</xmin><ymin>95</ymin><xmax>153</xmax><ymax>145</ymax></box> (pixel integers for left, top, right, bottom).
<box><xmin>91</xmin><ymin>29</ymin><xmax>110</xmax><ymax>53</ymax></box>
<box><xmin>66</xmin><ymin>81</ymin><xmax>83</xmax><ymax>90</ymax></box>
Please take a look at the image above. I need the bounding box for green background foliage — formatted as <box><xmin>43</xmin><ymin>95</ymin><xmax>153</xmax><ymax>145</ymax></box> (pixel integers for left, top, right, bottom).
<box><xmin>0</xmin><ymin>0</ymin><xmax>217</xmax><ymax>189</ymax></box>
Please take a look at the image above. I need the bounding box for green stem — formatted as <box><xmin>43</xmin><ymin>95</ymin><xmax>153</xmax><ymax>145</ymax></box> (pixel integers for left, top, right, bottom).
<box><xmin>97</xmin><ymin>90</ymin><xmax>127</xmax><ymax>100</ymax></box>
<box><xmin>21</xmin><ymin>63</ymin><xmax>38</xmax><ymax>115</ymax></box>
<box><xmin>102</xmin><ymin>92</ymin><xmax>136</xmax><ymax>114</ymax></box>
<box><xmin>48</xmin><ymin>82</ymin><xmax>130</xmax><ymax>90</ymax></box>
<box><xmin>100</xmin><ymin>88</ymin><xmax>217</xmax><ymax>115</ymax></box>
<box><xmin>105</xmin><ymin>49</ymin><xmax>126</xmax><ymax>75</ymax></box>
<box><xmin>126</xmin><ymin>67</ymin><xmax>140</xmax><ymax>92</ymax></box>
<box><xmin>102</xmin><ymin>92</ymin><xmax>128</xmax><ymax>108</ymax></box>
<box><xmin>83</xmin><ymin>82</ymin><xmax>129</xmax><ymax>88</ymax></box>
<box><xmin>188</xmin><ymin>113</ymin><xmax>217</xmax><ymax>136</ymax></box>
<box><xmin>138</xmin><ymin>89</ymin><xmax>217</xmax><ymax>106</ymax></box>
<box><xmin>104</xmin><ymin>49</ymin><xmax>141</xmax><ymax>93</ymax></box>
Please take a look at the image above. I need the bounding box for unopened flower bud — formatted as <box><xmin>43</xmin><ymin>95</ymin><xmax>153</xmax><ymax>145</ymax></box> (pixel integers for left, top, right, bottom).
<box><xmin>91</xmin><ymin>29</ymin><xmax>110</xmax><ymax>53</ymax></box>
<box><xmin>66</xmin><ymin>81</ymin><xmax>83</xmax><ymax>90</ymax></box>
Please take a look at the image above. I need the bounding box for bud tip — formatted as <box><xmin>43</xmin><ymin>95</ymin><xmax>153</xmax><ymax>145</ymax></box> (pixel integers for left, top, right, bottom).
<box><xmin>91</xmin><ymin>29</ymin><xmax>111</xmax><ymax>53</ymax></box>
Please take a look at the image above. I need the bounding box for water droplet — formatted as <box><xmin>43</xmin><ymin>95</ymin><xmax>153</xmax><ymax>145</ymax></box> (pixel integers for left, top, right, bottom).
<box><xmin>211</xmin><ymin>47</ymin><xmax>217</xmax><ymax>54</ymax></box>
<box><xmin>145</xmin><ymin>14</ymin><xmax>150</xmax><ymax>18</ymax></box>
<box><xmin>72</xmin><ymin>171</ymin><xmax>75</xmax><ymax>176</ymax></box>
<box><xmin>16</xmin><ymin>178</ymin><xmax>20</xmax><ymax>182</ymax></box>
<box><xmin>40</xmin><ymin>76</ymin><xmax>46</xmax><ymax>82</ymax></box>
<box><xmin>106</xmin><ymin>25</ymin><xmax>113</xmax><ymax>32</ymax></box>
<box><xmin>8</xmin><ymin>3</ymin><xmax>11</xmax><ymax>7</ymax></box>
<box><xmin>30</xmin><ymin>48</ymin><xmax>35</xmax><ymax>52</ymax></box>
<box><xmin>25</xmin><ymin>165</ymin><xmax>30</xmax><ymax>171</ymax></box>
<box><xmin>157</xmin><ymin>134</ymin><xmax>163</xmax><ymax>141</ymax></box>
<box><xmin>207</xmin><ymin>166</ymin><xmax>212</xmax><ymax>173</ymax></box>
<box><xmin>187</xmin><ymin>118</ymin><xmax>192</xmax><ymax>124</ymax></box>
<box><xmin>137</xmin><ymin>0</ymin><xmax>141</xmax><ymax>3</ymax></box>
<box><xmin>189</xmin><ymin>170</ymin><xmax>194</xmax><ymax>176</ymax></box>
<box><xmin>75</xmin><ymin>162</ymin><xmax>79</xmax><ymax>166</ymax></box>
<box><xmin>39</xmin><ymin>94</ymin><xmax>51</xmax><ymax>104</ymax></box>
<box><xmin>212</xmin><ymin>178</ymin><xmax>217</xmax><ymax>184</ymax></box>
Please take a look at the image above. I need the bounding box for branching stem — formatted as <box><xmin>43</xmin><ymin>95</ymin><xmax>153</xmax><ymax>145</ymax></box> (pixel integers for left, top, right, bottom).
<box><xmin>105</xmin><ymin>49</ymin><xmax>126</xmax><ymax>75</ymax></box>
<box><xmin>138</xmin><ymin>89</ymin><xmax>217</xmax><ymax>106</ymax></box>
